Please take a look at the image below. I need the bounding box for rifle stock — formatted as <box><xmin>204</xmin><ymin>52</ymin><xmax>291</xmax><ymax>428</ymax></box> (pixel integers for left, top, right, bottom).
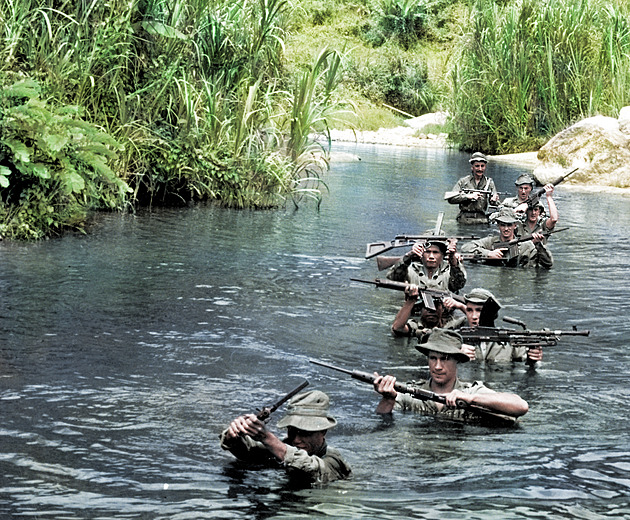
<box><xmin>366</xmin><ymin>234</ymin><xmax>480</xmax><ymax>259</ymax></box>
<box><xmin>350</xmin><ymin>277</ymin><xmax>465</xmax><ymax>310</ymax></box>
<box><xmin>309</xmin><ymin>359</ymin><xmax>518</xmax><ymax>426</ymax></box>
<box><xmin>256</xmin><ymin>380</ymin><xmax>309</xmax><ymax>422</ymax></box>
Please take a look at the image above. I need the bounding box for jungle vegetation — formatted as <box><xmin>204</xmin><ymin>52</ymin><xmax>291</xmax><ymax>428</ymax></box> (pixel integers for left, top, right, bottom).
<box><xmin>1</xmin><ymin>0</ymin><xmax>629</xmax><ymax>239</ymax></box>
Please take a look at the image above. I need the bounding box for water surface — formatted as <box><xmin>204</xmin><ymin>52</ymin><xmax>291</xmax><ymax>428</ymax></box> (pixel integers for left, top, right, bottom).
<box><xmin>1</xmin><ymin>143</ymin><xmax>628</xmax><ymax>519</ymax></box>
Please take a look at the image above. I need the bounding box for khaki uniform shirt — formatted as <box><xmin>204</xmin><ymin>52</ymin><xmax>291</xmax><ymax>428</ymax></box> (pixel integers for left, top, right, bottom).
<box><xmin>461</xmin><ymin>234</ymin><xmax>553</xmax><ymax>268</ymax></box>
<box><xmin>394</xmin><ymin>378</ymin><xmax>496</xmax><ymax>423</ymax></box>
<box><xmin>447</xmin><ymin>174</ymin><xmax>498</xmax><ymax>222</ymax></box>
<box><xmin>386</xmin><ymin>258</ymin><xmax>467</xmax><ymax>294</ymax></box>
<box><xmin>219</xmin><ymin>431</ymin><xmax>352</xmax><ymax>485</ymax></box>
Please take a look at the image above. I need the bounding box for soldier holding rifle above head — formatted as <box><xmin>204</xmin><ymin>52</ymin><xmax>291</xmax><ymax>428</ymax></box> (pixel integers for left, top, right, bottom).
<box><xmin>445</xmin><ymin>152</ymin><xmax>500</xmax><ymax>224</ymax></box>
<box><xmin>220</xmin><ymin>390</ymin><xmax>352</xmax><ymax>485</ymax></box>
<box><xmin>385</xmin><ymin>238</ymin><xmax>467</xmax><ymax>294</ymax></box>
<box><xmin>461</xmin><ymin>207</ymin><xmax>554</xmax><ymax>268</ymax></box>
<box><xmin>372</xmin><ymin>329</ymin><xmax>529</xmax><ymax>422</ymax></box>
<box><xmin>494</xmin><ymin>173</ymin><xmax>559</xmax><ymax>236</ymax></box>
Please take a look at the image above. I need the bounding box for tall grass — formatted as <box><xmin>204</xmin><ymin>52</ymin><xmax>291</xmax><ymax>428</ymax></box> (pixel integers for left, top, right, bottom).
<box><xmin>0</xmin><ymin>0</ymin><xmax>346</xmax><ymax>237</ymax></box>
<box><xmin>449</xmin><ymin>0</ymin><xmax>630</xmax><ymax>153</ymax></box>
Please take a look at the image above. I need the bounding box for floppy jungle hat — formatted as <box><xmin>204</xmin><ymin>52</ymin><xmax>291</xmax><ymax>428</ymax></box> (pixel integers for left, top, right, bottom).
<box><xmin>276</xmin><ymin>390</ymin><xmax>337</xmax><ymax>431</ymax></box>
<box><xmin>415</xmin><ymin>328</ymin><xmax>470</xmax><ymax>363</ymax></box>
<box><xmin>494</xmin><ymin>207</ymin><xmax>519</xmax><ymax>224</ymax></box>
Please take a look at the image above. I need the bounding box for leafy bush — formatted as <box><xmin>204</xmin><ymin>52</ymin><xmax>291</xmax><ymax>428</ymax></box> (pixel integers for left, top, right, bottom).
<box><xmin>0</xmin><ymin>79</ymin><xmax>129</xmax><ymax>239</ymax></box>
<box><xmin>345</xmin><ymin>51</ymin><xmax>438</xmax><ymax>116</ymax></box>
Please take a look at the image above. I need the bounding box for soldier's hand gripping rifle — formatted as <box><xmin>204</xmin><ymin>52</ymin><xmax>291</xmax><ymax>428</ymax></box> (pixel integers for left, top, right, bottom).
<box><xmin>350</xmin><ymin>277</ymin><xmax>465</xmax><ymax>311</ymax></box>
<box><xmin>523</xmin><ymin>167</ymin><xmax>578</xmax><ymax>209</ymax></box>
<box><xmin>256</xmin><ymin>380</ymin><xmax>309</xmax><ymax>422</ymax></box>
<box><xmin>310</xmin><ymin>359</ymin><xmax>518</xmax><ymax>426</ymax></box>
<box><xmin>482</xmin><ymin>226</ymin><xmax>569</xmax><ymax>261</ymax></box>
<box><xmin>366</xmin><ymin>234</ymin><xmax>480</xmax><ymax>259</ymax></box>
<box><xmin>457</xmin><ymin>320</ymin><xmax>590</xmax><ymax>349</ymax></box>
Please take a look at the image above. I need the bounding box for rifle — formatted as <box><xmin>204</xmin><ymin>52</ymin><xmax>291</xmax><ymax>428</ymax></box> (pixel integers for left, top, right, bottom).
<box><xmin>444</xmin><ymin>188</ymin><xmax>493</xmax><ymax>199</ymax></box>
<box><xmin>375</xmin><ymin>252</ymin><xmax>481</xmax><ymax>271</ymax></box>
<box><xmin>525</xmin><ymin>168</ymin><xmax>578</xmax><ymax>208</ymax></box>
<box><xmin>256</xmin><ymin>380</ymin><xmax>309</xmax><ymax>422</ymax></box>
<box><xmin>350</xmin><ymin>277</ymin><xmax>464</xmax><ymax>311</ymax></box>
<box><xmin>457</xmin><ymin>323</ymin><xmax>590</xmax><ymax>349</ymax></box>
<box><xmin>310</xmin><ymin>359</ymin><xmax>518</xmax><ymax>426</ymax></box>
<box><xmin>478</xmin><ymin>226</ymin><xmax>568</xmax><ymax>262</ymax></box>
<box><xmin>366</xmin><ymin>234</ymin><xmax>480</xmax><ymax>259</ymax></box>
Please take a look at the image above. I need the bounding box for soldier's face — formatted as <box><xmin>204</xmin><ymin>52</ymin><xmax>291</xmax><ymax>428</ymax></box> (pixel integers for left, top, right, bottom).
<box><xmin>465</xmin><ymin>302</ymin><xmax>483</xmax><ymax>327</ymax></box>
<box><xmin>427</xmin><ymin>352</ymin><xmax>457</xmax><ymax>385</ymax></box>
<box><xmin>423</xmin><ymin>246</ymin><xmax>444</xmax><ymax>268</ymax></box>
<box><xmin>527</xmin><ymin>207</ymin><xmax>541</xmax><ymax>222</ymax></box>
<box><xmin>470</xmin><ymin>161</ymin><xmax>486</xmax><ymax>178</ymax></box>
<box><xmin>287</xmin><ymin>427</ymin><xmax>326</xmax><ymax>455</ymax></box>
<box><xmin>498</xmin><ymin>222</ymin><xmax>516</xmax><ymax>240</ymax></box>
<box><xmin>517</xmin><ymin>184</ymin><xmax>532</xmax><ymax>201</ymax></box>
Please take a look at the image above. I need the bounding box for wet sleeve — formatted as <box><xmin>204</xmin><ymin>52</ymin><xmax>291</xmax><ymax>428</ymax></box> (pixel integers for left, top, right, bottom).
<box><xmin>448</xmin><ymin>262</ymin><xmax>467</xmax><ymax>293</ymax></box>
<box><xmin>283</xmin><ymin>446</ymin><xmax>349</xmax><ymax>483</ymax></box>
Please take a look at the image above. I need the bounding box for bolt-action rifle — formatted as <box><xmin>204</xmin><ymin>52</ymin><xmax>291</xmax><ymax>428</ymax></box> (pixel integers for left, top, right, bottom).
<box><xmin>524</xmin><ymin>168</ymin><xmax>578</xmax><ymax>208</ymax></box>
<box><xmin>365</xmin><ymin>234</ymin><xmax>480</xmax><ymax>259</ymax></box>
<box><xmin>350</xmin><ymin>277</ymin><xmax>465</xmax><ymax>311</ymax></box>
<box><xmin>477</xmin><ymin>227</ymin><xmax>569</xmax><ymax>262</ymax></box>
<box><xmin>310</xmin><ymin>359</ymin><xmax>518</xmax><ymax>426</ymax></box>
<box><xmin>256</xmin><ymin>380</ymin><xmax>309</xmax><ymax>422</ymax></box>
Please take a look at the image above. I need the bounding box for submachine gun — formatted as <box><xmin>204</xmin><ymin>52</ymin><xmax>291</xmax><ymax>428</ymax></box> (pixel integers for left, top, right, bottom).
<box><xmin>310</xmin><ymin>359</ymin><xmax>518</xmax><ymax>426</ymax></box>
<box><xmin>458</xmin><ymin>316</ymin><xmax>590</xmax><ymax>349</ymax></box>
<box><xmin>256</xmin><ymin>380</ymin><xmax>310</xmax><ymax>422</ymax></box>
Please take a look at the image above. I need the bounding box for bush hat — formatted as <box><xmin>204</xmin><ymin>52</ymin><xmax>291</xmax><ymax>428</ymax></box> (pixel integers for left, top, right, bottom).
<box><xmin>276</xmin><ymin>390</ymin><xmax>337</xmax><ymax>431</ymax></box>
<box><xmin>514</xmin><ymin>173</ymin><xmax>535</xmax><ymax>186</ymax></box>
<box><xmin>469</xmin><ymin>152</ymin><xmax>488</xmax><ymax>163</ymax></box>
<box><xmin>494</xmin><ymin>207</ymin><xmax>519</xmax><ymax>224</ymax></box>
<box><xmin>464</xmin><ymin>288</ymin><xmax>501</xmax><ymax>308</ymax></box>
<box><xmin>424</xmin><ymin>239</ymin><xmax>448</xmax><ymax>254</ymax></box>
<box><xmin>415</xmin><ymin>328</ymin><xmax>470</xmax><ymax>363</ymax></box>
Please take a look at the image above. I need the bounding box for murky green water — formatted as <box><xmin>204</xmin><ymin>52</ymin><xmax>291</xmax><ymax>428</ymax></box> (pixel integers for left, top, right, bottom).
<box><xmin>1</xmin><ymin>144</ymin><xmax>628</xmax><ymax>519</ymax></box>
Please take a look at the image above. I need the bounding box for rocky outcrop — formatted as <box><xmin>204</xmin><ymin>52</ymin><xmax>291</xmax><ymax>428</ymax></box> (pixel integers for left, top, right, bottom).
<box><xmin>534</xmin><ymin>108</ymin><xmax>630</xmax><ymax>188</ymax></box>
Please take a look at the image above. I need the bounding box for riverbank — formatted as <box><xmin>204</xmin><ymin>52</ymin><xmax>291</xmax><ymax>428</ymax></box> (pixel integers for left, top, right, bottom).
<box><xmin>329</xmin><ymin>122</ymin><xmax>630</xmax><ymax>195</ymax></box>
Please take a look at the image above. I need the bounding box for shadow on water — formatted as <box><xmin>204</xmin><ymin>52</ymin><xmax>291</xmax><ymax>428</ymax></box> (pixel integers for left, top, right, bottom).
<box><xmin>1</xmin><ymin>143</ymin><xmax>629</xmax><ymax>518</ymax></box>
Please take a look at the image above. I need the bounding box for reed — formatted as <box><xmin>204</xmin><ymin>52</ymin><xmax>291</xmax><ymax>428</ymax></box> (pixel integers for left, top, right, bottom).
<box><xmin>449</xmin><ymin>0</ymin><xmax>630</xmax><ymax>153</ymax></box>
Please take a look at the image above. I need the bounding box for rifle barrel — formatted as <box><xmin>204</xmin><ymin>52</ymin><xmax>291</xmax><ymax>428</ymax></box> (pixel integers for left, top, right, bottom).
<box><xmin>310</xmin><ymin>359</ymin><xmax>518</xmax><ymax>425</ymax></box>
<box><xmin>258</xmin><ymin>380</ymin><xmax>309</xmax><ymax>420</ymax></box>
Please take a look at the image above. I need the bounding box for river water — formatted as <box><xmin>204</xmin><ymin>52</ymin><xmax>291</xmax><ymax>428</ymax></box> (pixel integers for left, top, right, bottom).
<box><xmin>1</xmin><ymin>144</ymin><xmax>629</xmax><ymax>519</ymax></box>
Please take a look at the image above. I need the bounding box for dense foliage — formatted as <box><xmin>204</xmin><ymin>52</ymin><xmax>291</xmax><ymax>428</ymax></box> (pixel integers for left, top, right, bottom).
<box><xmin>0</xmin><ymin>0</ymin><xmax>344</xmax><ymax>239</ymax></box>
<box><xmin>449</xmin><ymin>0</ymin><xmax>630</xmax><ymax>153</ymax></box>
<box><xmin>1</xmin><ymin>0</ymin><xmax>629</xmax><ymax>239</ymax></box>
